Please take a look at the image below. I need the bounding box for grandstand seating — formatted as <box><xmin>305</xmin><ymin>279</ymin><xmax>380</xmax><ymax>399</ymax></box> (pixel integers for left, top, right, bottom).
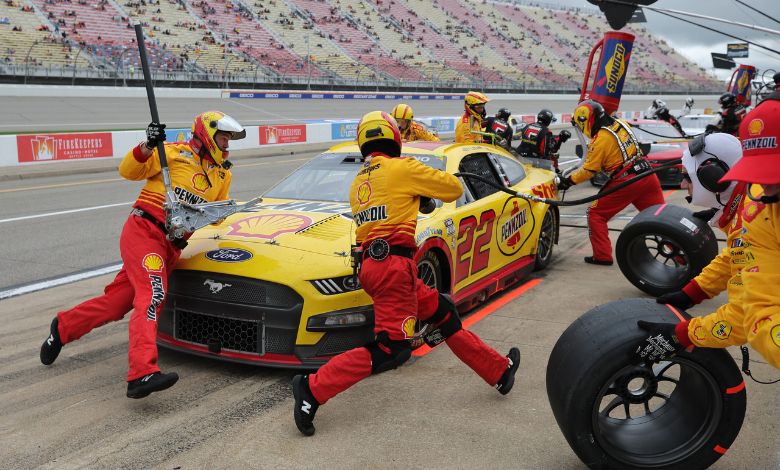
<box><xmin>0</xmin><ymin>0</ymin><xmax>721</xmax><ymax>92</ymax></box>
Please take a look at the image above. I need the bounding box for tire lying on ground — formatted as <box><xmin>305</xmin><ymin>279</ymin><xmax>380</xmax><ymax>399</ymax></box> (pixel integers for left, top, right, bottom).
<box><xmin>546</xmin><ymin>298</ymin><xmax>746</xmax><ymax>470</ymax></box>
<box><xmin>616</xmin><ymin>204</ymin><xmax>719</xmax><ymax>296</ymax></box>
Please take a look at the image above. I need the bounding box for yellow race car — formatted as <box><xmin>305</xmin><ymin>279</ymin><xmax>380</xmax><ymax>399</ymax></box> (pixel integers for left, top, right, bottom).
<box><xmin>158</xmin><ymin>141</ymin><xmax>559</xmax><ymax>368</ymax></box>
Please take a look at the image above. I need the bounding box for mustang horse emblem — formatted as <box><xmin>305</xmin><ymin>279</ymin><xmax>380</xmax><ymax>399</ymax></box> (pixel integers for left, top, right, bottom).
<box><xmin>204</xmin><ymin>279</ymin><xmax>232</xmax><ymax>294</ymax></box>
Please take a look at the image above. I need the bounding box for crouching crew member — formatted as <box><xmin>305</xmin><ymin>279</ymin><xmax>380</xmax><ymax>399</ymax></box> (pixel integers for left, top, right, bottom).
<box><xmin>39</xmin><ymin>111</ymin><xmax>246</xmax><ymax>399</ymax></box>
<box><xmin>291</xmin><ymin>111</ymin><xmax>520</xmax><ymax>436</ymax></box>
<box><xmin>558</xmin><ymin>100</ymin><xmax>664</xmax><ymax>266</ymax></box>
<box><xmin>391</xmin><ymin>103</ymin><xmax>439</xmax><ymax>142</ymax></box>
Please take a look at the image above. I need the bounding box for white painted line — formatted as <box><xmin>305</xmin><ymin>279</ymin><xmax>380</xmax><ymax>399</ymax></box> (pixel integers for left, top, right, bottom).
<box><xmin>0</xmin><ymin>263</ymin><xmax>123</xmax><ymax>300</ymax></box>
<box><xmin>0</xmin><ymin>201</ymin><xmax>133</xmax><ymax>224</ymax></box>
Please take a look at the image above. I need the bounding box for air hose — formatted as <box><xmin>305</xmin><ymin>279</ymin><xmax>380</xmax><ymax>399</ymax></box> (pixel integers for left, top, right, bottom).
<box><xmin>454</xmin><ymin>159</ymin><xmax>682</xmax><ymax>208</ymax></box>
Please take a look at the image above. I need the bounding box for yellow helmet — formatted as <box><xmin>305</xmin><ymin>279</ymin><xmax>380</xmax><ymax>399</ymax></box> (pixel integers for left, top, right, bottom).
<box><xmin>191</xmin><ymin>110</ymin><xmax>246</xmax><ymax>165</ymax></box>
<box><xmin>571</xmin><ymin>100</ymin><xmax>605</xmax><ymax>139</ymax></box>
<box><xmin>356</xmin><ymin>111</ymin><xmax>402</xmax><ymax>158</ymax></box>
<box><xmin>391</xmin><ymin>103</ymin><xmax>414</xmax><ymax>121</ymax></box>
<box><xmin>464</xmin><ymin>91</ymin><xmax>489</xmax><ymax>119</ymax></box>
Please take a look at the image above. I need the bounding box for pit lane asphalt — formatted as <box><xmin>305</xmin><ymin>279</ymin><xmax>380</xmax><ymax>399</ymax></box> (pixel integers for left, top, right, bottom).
<box><xmin>1</xmin><ymin>149</ymin><xmax>778</xmax><ymax>469</ymax></box>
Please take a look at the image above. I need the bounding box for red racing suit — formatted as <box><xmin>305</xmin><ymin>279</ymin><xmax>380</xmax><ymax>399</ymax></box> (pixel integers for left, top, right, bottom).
<box><xmin>400</xmin><ymin>121</ymin><xmax>440</xmax><ymax>142</ymax></box>
<box><xmin>569</xmin><ymin>120</ymin><xmax>665</xmax><ymax>262</ymax></box>
<box><xmin>678</xmin><ymin>186</ymin><xmax>750</xmax><ymax>348</ymax></box>
<box><xmin>308</xmin><ymin>153</ymin><xmax>510</xmax><ymax>404</ymax></box>
<box><xmin>740</xmin><ymin>197</ymin><xmax>780</xmax><ymax>369</ymax></box>
<box><xmin>55</xmin><ymin>141</ymin><xmax>231</xmax><ymax>381</ymax></box>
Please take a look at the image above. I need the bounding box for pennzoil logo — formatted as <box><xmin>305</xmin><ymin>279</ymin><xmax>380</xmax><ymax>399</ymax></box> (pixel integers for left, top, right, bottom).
<box><xmin>401</xmin><ymin>316</ymin><xmax>416</xmax><ymax>339</ymax></box>
<box><xmin>142</xmin><ymin>253</ymin><xmax>164</xmax><ymax>272</ymax></box>
<box><xmin>605</xmin><ymin>43</ymin><xmax>627</xmax><ymax>93</ymax></box>
<box><xmin>192</xmin><ymin>173</ymin><xmax>210</xmax><ymax>193</ymax></box>
<box><xmin>497</xmin><ymin>199</ymin><xmax>529</xmax><ymax>256</ymax></box>
<box><xmin>226</xmin><ymin>214</ymin><xmax>312</xmax><ymax>239</ymax></box>
<box><xmin>712</xmin><ymin>321</ymin><xmax>732</xmax><ymax>340</ymax></box>
<box><xmin>146</xmin><ymin>274</ymin><xmax>165</xmax><ymax>321</ymax></box>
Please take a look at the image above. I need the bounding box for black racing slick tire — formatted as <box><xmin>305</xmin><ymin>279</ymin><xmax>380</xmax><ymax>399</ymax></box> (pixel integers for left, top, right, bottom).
<box><xmin>417</xmin><ymin>250</ymin><xmax>443</xmax><ymax>292</ymax></box>
<box><xmin>615</xmin><ymin>204</ymin><xmax>719</xmax><ymax>296</ymax></box>
<box><xmin>534</xmin><ymin>209</ymin><xmax>556</xmax><ymax>271</ymax></box>
<box><xmin>546</xmin><ymin>299</ymin><xmax>746</xmax><ymax>470</ymax></box>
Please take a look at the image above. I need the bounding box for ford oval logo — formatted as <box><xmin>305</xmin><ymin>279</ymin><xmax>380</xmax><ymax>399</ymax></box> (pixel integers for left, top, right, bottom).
<box><xmin>205</xmin><ymin>248</ymin><xmax>253</xmax><ymax>263</ymax></box>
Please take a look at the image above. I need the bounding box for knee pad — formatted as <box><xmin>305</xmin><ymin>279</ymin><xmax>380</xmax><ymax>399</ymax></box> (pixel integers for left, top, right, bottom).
<box><xmin>423</xmin><ymin>294</ymin><xmax>462</xmax><ymax>347</ymax></box>
<box><xmin>367</xmin><ymin>332</ymin><xmax>412</xmax><ymax>375</ymax></box>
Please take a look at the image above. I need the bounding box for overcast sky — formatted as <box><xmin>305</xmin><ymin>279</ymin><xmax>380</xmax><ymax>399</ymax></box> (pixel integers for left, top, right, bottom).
<box><xmin>546</xmin><ymin>0</ymin><xmax>780</xmax><ymax>82</ymax></box>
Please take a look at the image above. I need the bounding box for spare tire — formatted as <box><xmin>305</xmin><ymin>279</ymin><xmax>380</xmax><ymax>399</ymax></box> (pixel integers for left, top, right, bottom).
<box><xmin>546</xmin><ymin>299</ymin><xmax>746</xmax><ymax>470</ymax></box>
<box><xmin>615</xmin><ymin>204</ymin><xmax>719</xmax><ymax>296</ymax></box>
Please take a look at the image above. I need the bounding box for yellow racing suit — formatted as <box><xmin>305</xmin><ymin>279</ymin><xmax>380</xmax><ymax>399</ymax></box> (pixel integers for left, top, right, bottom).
<box><xmin>681</xmin><ymin>192</ymin><xmax>750</xmax><ymax>348</ymax></box>
<box><xmin>740</xmin><ymin>197</ymin><xmax>780</xmax><ymax>369</ymax></box>
<box><xmin>569</xmin><ymin>120</ymin><xmax>639</xmax><ymax>184</ymax></box>
<box><xmin>400</xmin><ymin>121</ymin><xmax>440</xmax><ymax>142</ymax></box>
<box><xmin>455</xmin><ymin>112</ymin><xmax>484</xmax><ymax>144</ymax></box>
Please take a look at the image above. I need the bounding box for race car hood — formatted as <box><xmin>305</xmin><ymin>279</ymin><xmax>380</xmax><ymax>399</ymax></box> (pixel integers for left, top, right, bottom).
<box><xmin>178</xmin><ymin>198</ymin><xmax>356</xmax><ymax>277</ymax></box>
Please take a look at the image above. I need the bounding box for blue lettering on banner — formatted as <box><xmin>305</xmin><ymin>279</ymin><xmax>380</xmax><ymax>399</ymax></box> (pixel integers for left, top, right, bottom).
<box><xmin>332</xmin><ymin>122</ymin><xmax>359</xmax><ymax>140</ymax></box>
<box><xmin>431</xmin><ymin>119</ymin><xmax>455</xmax><ymax>133</ymax></box>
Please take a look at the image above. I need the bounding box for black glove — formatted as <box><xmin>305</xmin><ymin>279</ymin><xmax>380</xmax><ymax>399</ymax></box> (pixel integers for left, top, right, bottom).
<box><xmin>656</xmin><ymin>290</ymin><xmax>694</xmax><ymax>310</ymax></box>
<box><xmin>419</xmin><ymin>197</ymin><xmax>436</xmax><ymax>214</ymax></box>
<box><xmin>634</xmin><ymin>320</ymin><xmax>684</xmax><ymax>363</ymax></box>
<box><xmin>558</xmin><ymin>130</ymin><xmax>571</xmax><ymax>143</ymax></box>
<box><xmin>145</xmin><ymin>122</ymin><xmax>167</xmax><ymax>149</ymax></box>
<box><xmin>557</xmin><ymin>176</ymin><xmax>573</xmax><ymax>191</ymax></box>
<box><xmin>692</xmin><ymin>207</ymin><xmax>718</xmax><ymax>222</ymax></box>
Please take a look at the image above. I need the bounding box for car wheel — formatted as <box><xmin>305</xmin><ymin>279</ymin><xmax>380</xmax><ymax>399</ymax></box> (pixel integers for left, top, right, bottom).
<box><xmin>417</xmin><ymin>250</ymin><xmax>443</xmax><ymax>292</ymax></box>
<box><xmin>546</xmin><ymin>298</ymin><xmax>746</xmax><ymax>470</ymax></box>
<box><xmin>615</xmin><ymin>204</ymin><xmax>719</xmax><ymax>296</ymax></box>
<box><xmin>534</xmin><ymin>209</ymin><xmax>555</xmax><ymax>271</ymax></box>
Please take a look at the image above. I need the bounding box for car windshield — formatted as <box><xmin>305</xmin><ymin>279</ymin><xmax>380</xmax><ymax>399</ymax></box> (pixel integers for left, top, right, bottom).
<box><xmin>264</xmin><ymin>152</ymin><xmax>447</xmax><ymax>202</ymax></box>
<box><xmin>630</xmin><ymin>122</ymin><xmax>683</xmax><ymax>141</ymax></box>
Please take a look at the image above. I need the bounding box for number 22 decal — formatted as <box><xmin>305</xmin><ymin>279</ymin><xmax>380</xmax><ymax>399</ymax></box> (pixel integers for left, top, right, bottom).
<box><xmin>455</xmin><ymin>209</ymin><xmax>495</xmax><ymax>284</ymax></box>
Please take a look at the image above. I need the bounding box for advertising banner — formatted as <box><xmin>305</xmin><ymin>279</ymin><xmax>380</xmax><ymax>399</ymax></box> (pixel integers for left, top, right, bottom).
<box><xmin>331</xmin><ymin>122</ymin><xmax>359</xmax><ymax>140</ymax></box>
<box><xmin>229</xmin><ymin>91</ymin><xmax>464</xmax><ymax>100</ymax></box>
<box><xmin>165</xmin><ymin>128</ymin><xmax>193</xmax><ymax>143</ymax></box>
<box><xmin>259</xmin><ymin>124</ymin><xmax>307</xmax><ymax>144</ymax></box>
<box><xmin>17</xmin><ymin>132</ymin><xmax>113</xmax><ymax>163</ymax></box>
<box><xmin>726</xmin><ymin>43</ymin><xmax>749</xmax><ymax>58</ymax></box>
<box><xmin>430</xmin><ymin>118</ymin><xmax>455</xmax><ymax>133</ymax></box>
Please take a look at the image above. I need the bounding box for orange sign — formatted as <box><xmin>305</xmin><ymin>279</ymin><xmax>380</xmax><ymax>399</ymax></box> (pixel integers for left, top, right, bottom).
<box><xmin>17</xmin><ymin>132</ymin><xmax>113</xmax><ymax>163</ymax></box>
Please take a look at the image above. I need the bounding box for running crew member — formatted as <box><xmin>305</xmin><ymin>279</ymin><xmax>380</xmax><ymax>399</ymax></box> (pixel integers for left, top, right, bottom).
<box><xmin>635</xmin><ymin>93</ymin><xmax>780</xmax><ymax>369</ymax></box>
<box><xmin>455</xmin><ymin>91</ymin><xmax>489</xmax><ymax>144</ymax></box>
<box><xmin>516</xmin><ymin>109</ymin><xmax>571</xmax><ymax>169</ymax></box>
<box><xmin>39</xmin><ymin>111</ymin><xmax>246</xmax><ymax>398</ymax></box>
<box><xmin>291</xmin><ymin>111</ymin><xmax>520</xmax><ymax>436</ymax></box>
<box><xmin>391</xmin><ymin>103</ymin><xmax>439</xmax><ymax>142</ymax></box>
<box><xmin>558</xmin><ymin>100</ymin><xmax>665</xmax><ymax>265</ymax></box>
<box><xmin>632</xmin><ymin>133</ymin><xmax>750</xmax><ymax>361</ymax></box>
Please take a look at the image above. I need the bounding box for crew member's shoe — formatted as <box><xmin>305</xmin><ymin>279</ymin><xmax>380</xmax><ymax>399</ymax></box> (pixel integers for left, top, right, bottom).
<box><xmin>584</xmin><ymin>256</ymin><xmax>613</xmax><ymax>266</ymax></box>
<box><xmin>292</xmin><ymin>374</ymin><xmax>319</xmax><ymax>436</ymax></box>
<box><xmin>495</xmin><ymin>347</ymin><xmax>521</xmax><ymax>395</ymax></box>
<box><xmin>40</xmin><ymin>317</ymin><xmax>63</xmax><ymax>365</ymax></box>
<box><xmin>127</xmin><ymin>371</ymin><xmax>179</xmax><ymax>399</ymax></box>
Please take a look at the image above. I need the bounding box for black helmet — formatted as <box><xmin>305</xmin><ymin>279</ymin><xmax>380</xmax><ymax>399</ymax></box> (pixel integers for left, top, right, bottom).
<box><xmin>496</xmin><ymin>107</ymin><xmax>511</xmax><ymax>121</ymax></box>
<box><xmin>537</xmin><ymin>109</ymin><xmax>556</xmax><ymax>127</ymax></box>
<box><xmin>719</xmin><ymin>92</ymin><xmax>736</xmax><ymax>108</ymax></box>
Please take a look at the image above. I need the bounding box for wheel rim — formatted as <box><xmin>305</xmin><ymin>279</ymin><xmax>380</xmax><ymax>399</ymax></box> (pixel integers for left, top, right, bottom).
<box><xmin>591</xmin><ymin>358</ymin><xmax>723</xmax><ymax>467</ymax></box>
<box><xmin>536</xmin><ymin>211</ymin><xmax>554</xmax><ymax>264</ymax></box>
<box><xmin>417</xmin><ymin>257</ymin><xmax>439</xmax><ymax>290</ymax></box>
<box><xmin>624</xmin><ymin>233</ymin><xmax>692</xmax><ymax>290</ymax></box>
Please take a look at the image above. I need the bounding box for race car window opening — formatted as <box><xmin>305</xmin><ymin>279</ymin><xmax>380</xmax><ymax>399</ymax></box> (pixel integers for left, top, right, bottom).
<box><xmin>492</xmin><ymin>154</ymin><xmax>527</xmax><ymax>185</ymax></box>
<box><xmin>458</xmin><ymin>153</ymin><xmax>503</xmax><ymax>200</ymax></box>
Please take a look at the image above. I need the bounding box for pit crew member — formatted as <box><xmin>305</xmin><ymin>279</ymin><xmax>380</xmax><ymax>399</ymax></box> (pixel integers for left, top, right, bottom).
<box><xmin>391</xmin><ymin>103</ymin><xmax>439</xmax><ymax>142</ymax></box>
<box><xmin>558</xmin><ymin>100</ymin><xmax>664</xmax><ymax>265</ymax></box>
<box><xmin>706</xmin><ymin>92</ymin><xmax>746</xmax><ymax>136</ymax></box>
<box><xmin>516</xmin><ymin>109</ymin><xmax>571</xmax><ymax>170</ymax></box>
<box><xmin>484</xmin><ymin>107</ymin><xmax>513</xmax><ymax>148</ymax></box>
<box><xmin>39</xmin><ymin>111</ymin><xmax>246</xmax><ymax>399</ymax></box>
<box><xmin>455</xmin><ymin>91</ymin><xmax>489</xmax><ymax>144</ymax></box>
<box><xmin>291</xmin><ymin>111</ymin><xmax>520</xmax><ymax>436</ymax></box>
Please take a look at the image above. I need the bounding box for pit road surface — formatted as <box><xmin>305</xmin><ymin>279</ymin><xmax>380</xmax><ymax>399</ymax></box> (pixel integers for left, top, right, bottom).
<box><xmin>1</xmin><ymin>150</ymin><xmax>778</xmax><ymax>469</ymax></box>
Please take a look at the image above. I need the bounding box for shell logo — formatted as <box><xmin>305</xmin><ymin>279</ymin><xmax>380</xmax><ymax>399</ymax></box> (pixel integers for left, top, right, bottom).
<box><xmin>357</xmin><ymin>181</ymin><xmax>372</xmax><ymax>205</ymax></box>
<box><xmin>142</xmin><ymin>253</ymin><xmax>164</xmax><ymax>272</ymax></box>
<box><xmin>192</xmin><ymin>173</ymin><xmax>210</xmax><ymax>193</ymax></box>
<box><xmin>226</xmin><ymin>214</ymin><xmax>313</xmax><ymax>239</ymax></box>
<box><xmin>748</xmin><ymin>119</ymin><xmax>764</xmax><ymax>136</ymax></box>
<box><xmin>401</xmin><ymin>316</ymin><xmax>416</xmax><ymax>339</ymax></box>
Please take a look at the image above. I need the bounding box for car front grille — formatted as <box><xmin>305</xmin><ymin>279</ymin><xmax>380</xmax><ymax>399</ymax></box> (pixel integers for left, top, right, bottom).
<box><xmin>176</xmin><ymin>309</ymin><xmax>260</xmax><ymax>354</ymax></box>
